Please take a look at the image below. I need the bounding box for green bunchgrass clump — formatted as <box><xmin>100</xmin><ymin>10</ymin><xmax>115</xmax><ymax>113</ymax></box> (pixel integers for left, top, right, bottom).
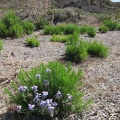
<box><xmin>35</xmin><ymin>17</ymin><xmax>50</xmax><ymax>30</ymax></box>
<box><xmin>103</xmin><ymin>20</ymin><xmax>120</xmax><ymax>31</ymax></box>
<box><xmin>26</xmin><ymin>36</ymin><xmax>40</xmax><ymax>47</ymax></box>
<box><xmin>44</xmin><ymin>23</ymin><xmax>80</xmax><ymax>35</ymax></box>
<box><xmin>43</xmin><ymin>25</ymin><xmax>64</xmax><ymax>35</ymax></box>
<box><xmin>79</xmin><ymin>26</ymin><xmax>89</xmax><ymax>34</ymax></box>
<box><xmin>21</xmin><ymin>21</ymin><xmax>35</xmax><ymax>35</ymax></box>
<box><xmin>64</xmin><ymin>23</ymin><xmax>79</xmax><ymax>34</ymax></box>
<box><xmin>87</xmin><ymin>26</ymin><xmax>96</xmax><ymax>38</ymax></box>
<box><xmin>87</xmin><ymin>40</ymin><xmax>110</xmax><ymax>58</ymax></box>
<box><xmin>0</xmin><ymin>40</ymin><xmax>3</xmax><ymax>51</ymax></box>
<box><xmin>65</xmin><ymin>32</ymin><xmax>88</xmax><ymax>62</ymax></box>
<box><xmin>4</xmin><ymin>61</ymin><xmax>91</xmax><ymax>119</ymax></box>
<box><xmin>0</xmin><ymin>12</ymin><xmax>35</xmax><ymax>38</ymax></box>
<box><xmin>98</xmin><ymin>25</ymin><xmax>109</xmax><ymax>33</ymax></box>
<box><xmin>50</xmin><ymin>34</ymin><xmax>71</xmax><ymax>43</ymax></box>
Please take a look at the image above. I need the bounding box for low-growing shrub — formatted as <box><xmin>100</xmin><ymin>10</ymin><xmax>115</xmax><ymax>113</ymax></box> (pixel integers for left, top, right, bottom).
<box><xmin>44</xmin><ymin>25</ymin><xmax>64</xmax><ymax>35</ymax></box>
<box><xmin>4</xmin><ymin>61</ymin><xmax>90</xmax><ymax>119</ymax></box>
<box><xmin>64</xmin><ymin>23</ymin><xmax>79</xmax><ymax>34</ymax></box>
<box><xmin>26</xmin><ymin>37</ymin><xmax>40</xmax><ymax>47</ymax></box>
<box><xmin>65</xmin><ymin>32</ymin><xmax>88</xmax><ymax>62</ymax></box>
<box><xmin>50</xmin><ymin>34</ymin><xmax>71</xmax><ymax>43</ymax></box>
<box><xmin>0</xmin><ymin>40</ymin><xmax>3</xmax><ymax>51</ymax></box>
<box><xmin>87</xmin><ymin>27</ymin><xmax>96</xmax><ymax>38</ymax></box>
<box><xmin>44</xmin><ymin>23</ymin><xmax>80</xmax><ymax>35</ymax></box>
<box><xmin>0</xmin><ymin>12</ymin><xmax>35</xmax><ymax>38</ymax></box>
<box><xmin>87</xmin><ymin>40</ymin><xmax>110</xmax><ymax>58</ymax></box>
<box><xmin>35</xmin><ymin>17</ymin><xmax>50</xmax><ymax>30</ymax></box>
<box><xmin>10</xmin><ymin>24</ymin><xmax>24</xmax><ymax>38</ymax></box>
<box><xmin>103</xmin><ymin>20</ymin><xmax>120</xmax><ymax>31</ymax></box>
<box><xmin>79</xmin><ymin>26</ymin><xmax>88</xmax><ymax>34</ymax></box>
<box><xmin>98</xmin><ymin>25</ymin><xmax>109</xmax><ymax>33</ymax></box>
<box><xmin>21</xmin><ymin>21</ymin><xmax>35</xmax><ymax>35</ymax></box>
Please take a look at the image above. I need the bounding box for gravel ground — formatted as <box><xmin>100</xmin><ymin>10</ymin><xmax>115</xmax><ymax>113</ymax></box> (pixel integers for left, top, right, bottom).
<box><xmin>0</xmin><ymin>31</ymin><xmax>120</xmax><ymax>120</ymax></box>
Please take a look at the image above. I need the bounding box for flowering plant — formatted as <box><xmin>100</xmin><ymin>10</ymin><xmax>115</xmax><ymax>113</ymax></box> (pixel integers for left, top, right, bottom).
<box><xmin>4</xmin><ymin>61</ymin><xmax>90</xmax><ymax>119</ymax></box>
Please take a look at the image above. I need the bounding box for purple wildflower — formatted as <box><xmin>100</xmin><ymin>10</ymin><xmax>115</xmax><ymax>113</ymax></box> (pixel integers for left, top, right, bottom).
<box><xmin>33</xmin><ymin>93</ymin><xmax>41</xmax><ymax>103</ymax></box>
<box><xmin>16</xmin><ymin>105</ymin><xmax>22</xmax><ymax>113</ymax></box>
<box><xmin>36</xmin><ymin>74</ymin><xmax>41</xmax><ymax>80</ymax></box>
<box><xmin>52</xmin><ymin>102</ymin><xmax>58</xmax><ymax>107</ymax></box>
<box><xmin>40</xmin><ymin>100</ymin><xmax>47</xmax><ymax>108</ymax></box>
<box><xmin>46</xmin><ymin>68</ymin><xmax>51</xmax><ymax>73</ymax></box>
<box><xmin>67</xmin><ymin>94</ymin><xmax>73</xmax><ymax>101</ymax></box>
<box><xmin>42</xmin><ymin>91</ymin><xmax>48</xmax><ymax>98</ymax></box>
<box><xmin>31</xmin><ymin>85</ymin><xmax>38</xmax><ymax>92</ymax></box>
<box><xmin>18</xmin><ymin>86</ymin><xmax>27</xmax><ymax>92</ymax></box>
<box><xmin>43</xmin><ymin>80</ymin><xmax>49</xmax><ymax>87</ymax></box>
<box><xmin>55</xmin><ymin>91</ymin><xmax>62</xmax><ymax>99</ymax></box>
<box><xmin>28</xmin><ymin>104</ymin><xmax>35</xmax><ymax>111</ymax></box>
<box><xmin>47</xmin><ymin>106</ymin><xmax>55</xmax><ymax>113</ymax></box>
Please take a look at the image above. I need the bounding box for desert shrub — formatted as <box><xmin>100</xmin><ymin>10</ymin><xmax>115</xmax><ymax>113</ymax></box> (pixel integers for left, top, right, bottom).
<box><xmin>0</xmin><ymin>12</ymin><xmax>35</xmax><ymax>38</ymax></box>
<box><xmin>79</xmin><ymin>26</ymin><xmax>88</xmax><ymax>34</ymax></box>
<box><xmin>26</xmin><ymin>37</ymin><xmax>40</xmax><ymax>47</ymax></box>
<box><xmin>44</xmin><ymin>25</ymin><xmax>64</xmax><ymax>35</ymax></box>
<box><xmin>10</xmin><ymin>24</ymin><xmax>24</xmax><ymax>38</ymax></box>
<box><xmin>98</xmin><ymin>14</ymin><xmax>111</xmax><ymax>22</ymax></box>
<box><xmin>21</xmin><ymin>21</ymin><xmax>35</xmax><ymax>35</ymax></box>
<box><xmin>2</xmin><ymin>11</ymin><xmax>21</xmax><ymax>28</ymax></box>
<box><xmin>50</xmin><ymin>34</ymin><xmax>71</xmax><ymax>43</ymax></box>
<box><xmin>35</xmin><ymin>17</ymin><xmax>50</xmax><ymax>30</ymax></box>
<box><xmin>87</xmin><ymin>40</ymin><xmax>110</xmax><ymax>58</ymax></box>
<box><xmin>0</xmin><ymin>40</ymin><xmax>3</xmax><ymax>51</ymax></box>
<box><xmin>65</xmin><ymin>32</ymin><xmax>88</xmax><ymax>62</ymax></box>
<box><xmin>4</xmin><ymin>61</ymin><xmax>90</xmax><ymax>119</ymax></box>
<box><xmin>103</xmin><ymin>20</ymin><xmax>120</xmax><ymax>31</ymax></box>
<box><xmin>64</xmin><ymin>23</ymin><xmax>79</xmax><ymax>34</ymax></box>
<box><xmin>87</xmin><ymin>27</ymin><xmax>96</xmax><ymax>38</ymax></box>
<box><xmin>98</xmin><ymin>25</ymin><xmax>109</xmax><ymax>33</ymax></box>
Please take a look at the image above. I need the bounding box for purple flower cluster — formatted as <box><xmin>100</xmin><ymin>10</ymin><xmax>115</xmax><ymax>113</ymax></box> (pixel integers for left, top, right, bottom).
<box><xmin>55</xmin><ymin>91</ymin><xmax>62</xmax><ymax>99</ymax></box>
<box><xmin>31</xmin><ymin>85</ymin><xmax>38</xmax><ymax>92</ymax></box>
<box><xmin>18</xmin><ymin>86</ymin><xmax>27</xmax><ymax>92</ymax></box>
<box><xmin>36</xmin><ymin>74</ymin><xmax>41</xmax><ymax>80</ymax></box>
<box><xmin>28</xmin><ymin>104</ymin><xmax>35</xmax><ymax>111</ymax></box>
<box><xmin>43</xmin><ymin>80</ymin><xmax>49</xmax><ymax>87</ymax></box>
<box><xmin>42</xmin><ymin>91</ymin><xmax>48</xmax><ymax>98</ymax></box>
<box><xmin>33</xmin><ymin>92</ymin><xmax>41</xmax><ymax>103</ymax></box>
<box><xmin>39</xmin><ymin>99</ymin><xmax>57</xmax><ymax>113</ymax></box>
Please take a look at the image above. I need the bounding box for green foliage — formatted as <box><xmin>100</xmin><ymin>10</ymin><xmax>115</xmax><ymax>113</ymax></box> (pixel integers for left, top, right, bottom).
<box><xmin>26</xmin><ymin>37</ymin><xmax>40</xmax><ymax>47</ymax></box>
<box><xmin>10</xmin><ymin>24</ymin><xmax>24</xmax><ymax>38</ymax></box>
<box><xmin>44</xmin><ymin>25</ymin><xmax>64</xmax><ymax>35</ymax></box>
<box><xmin>0</xmin><ymin>12</ymin><xmax>35</xmax><ymax>38</ymax></box>
<box><xmin>50</xmin><ymin>34</ymin><xmax>71</xmax><ymax>43</ymax></box>
<box><xmin>0</xmin><ymin>40</ymin><xmax>3</xmax><ymax>51</ymax></box>
<box><xmin>44</xmin><ymin>23</ymin><xmax>79</xmax><ymax>35</ymax></box>
<box><xmin>4</xmin><ymin>61</ymin><xmax>90</xmax><ymax>119</ymax></box>
<box><xmin>87</xmin><ymin>40</ymin><xmax>110</xmax><ymax>58</ymax></box>
<box><xmin>87</xmin><ymin>27</ymin><xmax>96</xmax><ymax>38</ymax></box>
<box><xmin>64</xmin><ymin>23</ymin><xmax>79</xmax><ymax>34</ymax></box>
<box><xmin>21</xmin><ymin>21</ymin><xmax>35</xmax><ymax>35</ymax></box>
<box><xmin>103</xmin><ymin>20</ymin><xmax>120</xmax><ymax>31</ymax></box>
<box><xmin>35</xmin><ymin>17</ymin><xmax>50</xmax><ymax>30</ymax></box>
<box><xmin>79</xmin><ymin>26</ymin><xmax>88</xmax><ymax>34</ymax></box>
<box><xmin>65</xmin><ymin>32</ymin><xmax>88</xmax><ymax>62</ymax></box>
<box><xmin>98</xmin><ymin>25</ymin><xmax>109</xmax><ymax>33</ymax></box>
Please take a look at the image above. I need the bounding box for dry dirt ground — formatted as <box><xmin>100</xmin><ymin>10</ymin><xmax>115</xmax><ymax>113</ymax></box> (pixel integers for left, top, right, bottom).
<box><xmin>0</xmin><ymin>31</ymin><xmax>120</xmax><ymax>120</ymax></box>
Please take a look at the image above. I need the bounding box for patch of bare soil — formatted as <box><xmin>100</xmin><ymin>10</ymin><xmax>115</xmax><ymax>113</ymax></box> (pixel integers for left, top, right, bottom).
<box><xmin>0</xmin><ymin>31</ymin><xmax>120</xmax><ymax>120</ymax></box>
